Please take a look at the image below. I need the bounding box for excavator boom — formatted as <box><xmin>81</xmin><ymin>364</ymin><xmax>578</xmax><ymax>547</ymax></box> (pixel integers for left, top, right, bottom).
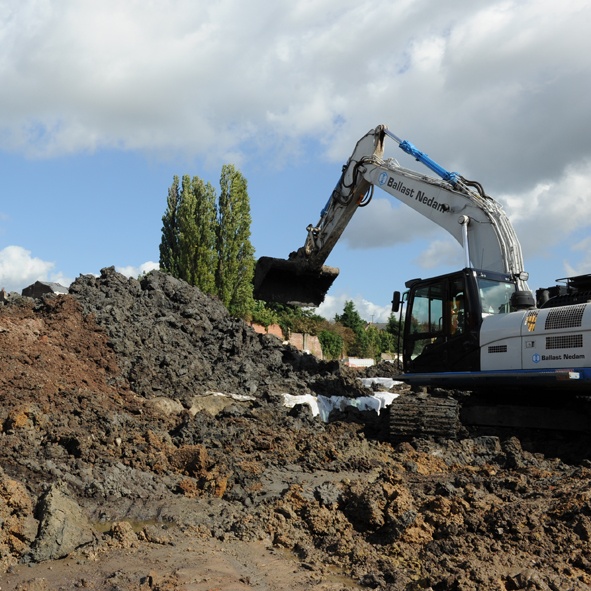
<box><xmin>254</xmin><ymin>126</ymin><xmax>386</xmax><ymax>305</ymax></box>
<box><xmin>254</xmin><ymin>124</ymin><xmax>528</xmax><ymax>306</ymax></box>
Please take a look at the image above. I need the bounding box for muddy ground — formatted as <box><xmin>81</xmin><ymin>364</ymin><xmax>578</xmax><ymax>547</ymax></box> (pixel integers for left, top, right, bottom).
<box><xmin>1</xmin><ymin>268</ymin><xmax>591</xmax><ymax>590</ymax></box>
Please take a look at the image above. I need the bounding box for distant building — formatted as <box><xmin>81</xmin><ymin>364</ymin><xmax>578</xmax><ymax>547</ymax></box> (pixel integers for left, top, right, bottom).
<box><xmin>343</xmin><ymin>357</ymin><xmax>375</xmax><ymax>368</ymax></box>
<box><xmin>21</xmin><ymin>281</ymin><xmax>69</xmax><ymax>299</ymax></box>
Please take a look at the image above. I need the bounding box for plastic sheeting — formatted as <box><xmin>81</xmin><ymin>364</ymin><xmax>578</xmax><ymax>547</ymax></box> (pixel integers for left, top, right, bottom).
<box><xmin>282</xmin><ymin>377</ymin><xmax>402</xmax><ymax>422</ymax></box>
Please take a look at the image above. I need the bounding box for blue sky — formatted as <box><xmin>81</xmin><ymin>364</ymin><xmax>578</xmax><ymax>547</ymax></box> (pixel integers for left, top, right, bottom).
<box><xmin>2</xmin><ymin>0</ymin><xmax>591</xmax><ymax>322</ymax></box>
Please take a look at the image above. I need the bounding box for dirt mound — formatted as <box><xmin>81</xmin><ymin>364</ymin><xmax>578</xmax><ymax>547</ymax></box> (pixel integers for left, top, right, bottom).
<box><xmin>1</xmin><ymin>268</ymin><xmax>591</xmax><ymax>590</ymax></box>
<box><xmin>69</xmin><ymin>267</ymin><xmax>367</xmax><ymax>404</ymax></box>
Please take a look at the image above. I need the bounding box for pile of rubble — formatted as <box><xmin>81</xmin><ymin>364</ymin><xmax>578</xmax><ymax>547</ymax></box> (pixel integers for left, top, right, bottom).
<box><xmin>1</xmin><ymin>268</ymin><xmax>590</xmax><ymax>590</ymax></box>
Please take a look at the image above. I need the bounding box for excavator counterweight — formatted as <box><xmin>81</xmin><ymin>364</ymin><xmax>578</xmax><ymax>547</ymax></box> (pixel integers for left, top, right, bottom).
<box><xmin>253</xmin><ymin>256</ymin><xmax>338</xmax><ymax>307</ymax></box>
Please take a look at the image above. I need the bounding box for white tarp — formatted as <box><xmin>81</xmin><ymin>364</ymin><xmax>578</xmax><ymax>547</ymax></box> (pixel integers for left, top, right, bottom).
<box><xmin>282</xmin><ymin>377</ymin><xmax>402</xmax><ymax>422</ymax></box>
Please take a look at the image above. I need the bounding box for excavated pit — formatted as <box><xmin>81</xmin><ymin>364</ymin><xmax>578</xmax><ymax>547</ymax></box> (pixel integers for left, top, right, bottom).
<box><xmin>1</xmin><ymin>267</ymin><xmax>591</xmax><ymax>591</ymax></box>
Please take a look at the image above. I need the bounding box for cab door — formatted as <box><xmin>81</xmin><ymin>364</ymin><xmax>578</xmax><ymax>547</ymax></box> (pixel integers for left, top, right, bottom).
<box><xmin>404</xmin><ymin>279</ymin><xmax>446</xmax><ymax>372</ymax></box>
<box><xmin>403</xmin><ymin>272</ymin><xmax>480</xmax><ymax>373</ymax></box>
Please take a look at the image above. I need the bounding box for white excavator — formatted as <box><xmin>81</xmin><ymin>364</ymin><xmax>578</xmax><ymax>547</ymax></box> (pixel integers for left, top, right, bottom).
<box><xmin>254</xmin><ymin>125</ymin><xmax>591</xmax><ymax>435</ymax></box>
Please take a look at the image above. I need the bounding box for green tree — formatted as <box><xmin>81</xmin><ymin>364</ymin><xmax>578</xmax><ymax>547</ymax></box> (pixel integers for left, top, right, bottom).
<box><xmin>191</xmin><ymin>177</ymin><xmax>217</xmax><ymax>295</ymax></box>
<box><xmin>318</xmin><ymin>329</ymin><xmax>344</xmax><ymax>360</ymax></box>
<box><xmin>335</xmin><ymin>301</ymin><xmax>365</xmax><ymax>334</ymax></box>
<box><xmin>386</xmin><ymin>313</ymin><xmax>403</xmax><ymax>353</ymax></box>
<box><xmin>159</xmin><ymin>175</ymin><xmax>181</xmax><ymax>277</ymax></box>
<box><xmin>320</xmin><ymin>322</ymin><xmax>355</xmax><ymax>358</ymax></box>
<box><xmin>176</xmin><ymin>175</ymin><xmax>198</xmax><ymax>285</ymax></box>
<box><xmin>363</xmin><ymin>325</ymin><xmax>382</xmax><ymax>359</ymax></box>
<box><xmin>335</xmin><ymin>301</ymin><xmax>367</xmax><ymax>356</ymax></box>
<box><xmin>250</xmin><ymin>300</ymin><xmax>280</xmax><ymax>328</ymax></box>
<box><xmin>276</xmin><ymin>305</ymin><xmax>324</xmax><ymax>337</ymax></box>
<box><xmin>216</xmin><ymin>165</ymin><xmax>255</xmax><ymax>317</ymax></box>
<box><xmin>159</xmin><ymin>166</ymin><xmax>255</xmax><ymax>318</ymax></box>
<box><xmin>347</xmin><ymin>328</ymin><xmax>363</xmax><ymax>357</ymax></box>
<box><xmin>162</xmin><ymin>175</ymin><xmax>218</xmax><ymax>295</ymax></box>
<box><xmin>379</xmin><ymin>329</ymin><xmax>396</xmax><ymax>355</ymax></box>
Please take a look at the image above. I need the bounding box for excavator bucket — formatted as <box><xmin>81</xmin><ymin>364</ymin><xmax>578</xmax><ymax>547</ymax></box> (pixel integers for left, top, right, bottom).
<box><xmin>253</xmin><ymin>256</ymin><xmax>339</xmax><ymax>307</ymax></box>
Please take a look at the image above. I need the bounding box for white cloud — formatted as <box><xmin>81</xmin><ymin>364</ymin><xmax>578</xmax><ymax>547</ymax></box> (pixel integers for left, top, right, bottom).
<box><xmin>116</xmin><ymin>261</ymin><xmax>159</xmax><ymax>279</ymax></box>
<box><xmin>563</xmin><ymin>236</ymin><xmax>591</xmax><ymax>278</ymax></box>
<box><xmin>1</xmin><ymin>0</ymin><xmax>591</xmax><ymax>308</ymax></box>
<box><xmin>500</xmin><ymin>158</ymin><xmax>591</xmax><ymax>262</ymax></box>
<box><xmin>1</xmin><ymin>0</ymin><xmax>590</xmax><ymax>181</ymax></box>
<box><xmin>317</xmin><ymin>292</ymin><xmax>392</xmax><ymax>324</ymax></box>
<box><xmin>0</xmin><ymin>246</ymin><xmax>72</xmax><ymax>292</ymax></box>
<box><xmin>413</xmin><ymin>240</ymin><xmax>464</xmax><ymax>271</ymax></box>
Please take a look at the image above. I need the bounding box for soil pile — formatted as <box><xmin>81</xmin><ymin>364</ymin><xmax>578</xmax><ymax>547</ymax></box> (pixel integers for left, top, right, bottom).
<box><xmin>1</xmin><ymin>268</ymin><xmax>590</xmax><ymax>590</ymax></box>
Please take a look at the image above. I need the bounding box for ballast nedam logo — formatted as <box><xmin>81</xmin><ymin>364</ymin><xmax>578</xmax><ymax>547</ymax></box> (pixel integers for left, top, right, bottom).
<box><xmin>533</xmin><ymin>352</ymin><xmax>585</xmax><ymax>363</ymax></box>
<box><xmin>378</xmin><ymin>174</ymin><xmax>449</xmax><ymax>213</ymax></box>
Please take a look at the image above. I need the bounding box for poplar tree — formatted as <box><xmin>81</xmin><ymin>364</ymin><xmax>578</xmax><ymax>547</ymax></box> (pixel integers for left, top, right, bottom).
<box><xmin>216</xmin><ymin>164</ymin><xmax>255</xmax><ymax>317</ymax></box>
<box><xmin>159</xmin><ymin>166</ymin><xmax>255</xmax><ymax>318</ymax></box>
<box><xmin>159</xmin><ymin>176</ymin><xmax>181</xmax><ymax>276</ymax></box>
<box><xmin>174</xmin><ymin>175</ymin><xmax>217</xmax><ymax>294</ymax></box>
<box><xmin>176</xmin><ymin>175</ymin><xmax>198</xmax><ymax>285</ymax></box>
<box><xmin>191</xmin><ymin>177</ymin><xmax>217</xmax><ymax>295</ymax></box>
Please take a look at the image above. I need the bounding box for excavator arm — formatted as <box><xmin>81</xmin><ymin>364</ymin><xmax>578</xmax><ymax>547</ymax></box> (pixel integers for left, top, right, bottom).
<box><xmin>254</xmin><ymin>125</ymin><xmax>528</xmax><ymax>306</ymax></box>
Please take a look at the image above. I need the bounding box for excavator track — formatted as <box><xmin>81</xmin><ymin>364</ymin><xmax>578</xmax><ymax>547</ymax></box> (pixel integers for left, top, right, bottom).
<box><xmin>389</xmin><ymin>392</ymin><xmax>463</xmax><ymax>441</ymax></box>
<box><xmin>388</xmin><ymin>389</ymin><xmax>591</xmax><ymax>442</ymax></box>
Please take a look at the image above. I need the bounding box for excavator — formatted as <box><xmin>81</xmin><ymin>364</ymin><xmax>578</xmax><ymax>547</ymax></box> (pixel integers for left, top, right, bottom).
<box><xmin>254</xmin><ymin>125</ymin><xmax>591</xmax><ymax>437</ymax></box>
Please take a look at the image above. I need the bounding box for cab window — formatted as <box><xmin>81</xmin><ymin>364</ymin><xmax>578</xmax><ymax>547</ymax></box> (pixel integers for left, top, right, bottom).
<box><xmin>410</xmin><ymin>283</ymin><xmax>444</xmax><ymax>335</ymax></box>
<box><xmin>477</xmin><ymin>278</ymin><xmax>515</xmax><ymax>315</ymax></box>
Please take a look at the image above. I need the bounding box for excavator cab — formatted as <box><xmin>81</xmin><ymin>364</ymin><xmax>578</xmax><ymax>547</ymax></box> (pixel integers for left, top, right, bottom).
<box><xmin>400</xmin><ymin>268</ymin><xmax>519</xmax><ymax>374</ymax></box>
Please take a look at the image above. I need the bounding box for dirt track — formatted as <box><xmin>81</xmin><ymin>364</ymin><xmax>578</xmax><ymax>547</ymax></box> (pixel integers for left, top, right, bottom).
<box><xmin>1</xmin><ymin>268</ymin><xmax>591</xmax><ymax>590</ymax></box>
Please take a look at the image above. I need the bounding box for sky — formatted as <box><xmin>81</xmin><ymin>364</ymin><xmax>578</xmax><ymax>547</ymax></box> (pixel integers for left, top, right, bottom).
<box><xmin>2</xmin><ymin>0</ymin><xmax>591</xmax><ymax>323</ymax></box>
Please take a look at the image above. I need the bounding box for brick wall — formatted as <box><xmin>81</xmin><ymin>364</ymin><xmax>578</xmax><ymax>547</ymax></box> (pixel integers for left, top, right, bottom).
<box><xmin>250</xmin><ymin>323</ymin><xmax>323</xmax><ymax>359</ymax></box>
<box><xmin>288</xmin><ymin>332</ymin><xmax>323</xmax><ymax>358</ymax></box>
<box><xmin>250</xmin><ymin>323</ymin><xmax>284</xmax><ymax>339</ymax></box>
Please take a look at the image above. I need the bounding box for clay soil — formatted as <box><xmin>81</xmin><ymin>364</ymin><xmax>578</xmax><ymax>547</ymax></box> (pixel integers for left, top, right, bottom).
<box><xmin>1</xmin><ymin>268</ymin><xmax>591</xmax><ymax>591</ymax></box>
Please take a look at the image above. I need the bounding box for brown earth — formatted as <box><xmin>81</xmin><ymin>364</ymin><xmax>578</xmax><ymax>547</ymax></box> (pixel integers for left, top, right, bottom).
<box><xmin>1</xmin><ymin>268</ymin><xmax>591</xmax><ymax>590</ymax></box>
